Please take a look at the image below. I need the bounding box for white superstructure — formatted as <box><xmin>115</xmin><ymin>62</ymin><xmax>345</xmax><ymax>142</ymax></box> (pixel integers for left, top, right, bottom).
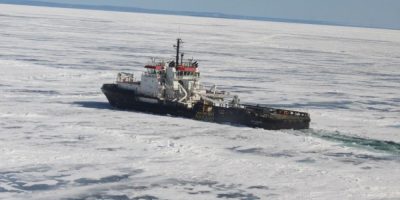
<box><xmin>114</xmin><ymin>39</ymin><xmax>235</xmax><ymax>109</ymax></box>
<box><xmin>115</xmin><ymin>39</ymin><xmax>233</xmax><ymax>109</ymax></box>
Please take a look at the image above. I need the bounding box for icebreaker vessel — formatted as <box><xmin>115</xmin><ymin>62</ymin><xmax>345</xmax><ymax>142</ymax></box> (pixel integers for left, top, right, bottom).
<box><xmin>101</xmin><ymin>39</ymin><xmax>310</xmax><ymax>130</ymax></box>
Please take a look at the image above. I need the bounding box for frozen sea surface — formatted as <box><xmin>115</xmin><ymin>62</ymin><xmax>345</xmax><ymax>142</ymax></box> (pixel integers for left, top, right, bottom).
<box><xmin>1</xmin><ymin>4</ymin><xmax>400</xmax><ymax>200</ymax></box>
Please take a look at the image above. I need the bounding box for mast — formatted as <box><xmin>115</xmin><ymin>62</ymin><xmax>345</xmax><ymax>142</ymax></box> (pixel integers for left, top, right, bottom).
<box><xmin>175</xmin><ymin>38</ymin><xmax>182</xmax><ymax>67</ymax></box>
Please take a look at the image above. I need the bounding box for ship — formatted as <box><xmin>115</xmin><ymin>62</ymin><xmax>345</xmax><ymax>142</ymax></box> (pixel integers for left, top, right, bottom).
<box><xmin>101</xmin><ymin>39</ymin><xmax>310</xmax><ymax>130</ymax></box>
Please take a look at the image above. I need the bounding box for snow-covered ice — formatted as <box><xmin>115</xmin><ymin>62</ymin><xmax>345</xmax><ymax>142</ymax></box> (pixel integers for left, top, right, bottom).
<box><xmin>0</xmin><ymin>4</ymin><xmax>400</xmax><ymax>200</ymax></box>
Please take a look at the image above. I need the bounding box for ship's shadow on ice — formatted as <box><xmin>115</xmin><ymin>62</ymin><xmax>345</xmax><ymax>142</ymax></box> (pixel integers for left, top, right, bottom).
<box><xmin>73</xmin><ymin>101</ymin><xmax>113</xmax><ymax>110</ymax></box>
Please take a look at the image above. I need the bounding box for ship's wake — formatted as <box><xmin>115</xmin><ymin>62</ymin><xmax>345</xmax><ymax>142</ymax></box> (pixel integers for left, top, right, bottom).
<box><xmin>298</xmin><ymin>129</ymin><xmax>400</xmax><ymax>155</ymax></box>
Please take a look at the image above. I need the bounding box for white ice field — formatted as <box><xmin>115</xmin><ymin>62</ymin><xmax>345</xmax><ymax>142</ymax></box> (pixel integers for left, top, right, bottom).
<box><xmin>0</xmin><ymin>4</ymin><xmax>400</xmax><ymax>200</ymax></box>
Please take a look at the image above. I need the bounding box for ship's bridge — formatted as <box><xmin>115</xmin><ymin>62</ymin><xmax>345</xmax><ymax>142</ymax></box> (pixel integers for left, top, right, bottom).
<box><xmin>175</xmin><ymin>60</ymin><xmax>200</xmax><ymax>80</ymax></box>
<box><xmin>144</xmin><ymin>65</ymin><xmax>164</xmax><ymax>75</ymax></box>
<box><xmin>144</xmin><ymin>59</ymin><xmax>166</xmax><ymax>77</ymax></box>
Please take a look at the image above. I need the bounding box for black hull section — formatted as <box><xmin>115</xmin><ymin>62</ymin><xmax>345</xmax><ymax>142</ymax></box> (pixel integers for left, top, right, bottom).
<box><xmin>101</xmin><ymin>84</ymin><xmax>310</xmax><ymax>130</ymax></box>
<box><xmin>101</xmin><ymin>84</ymin><xmax>197</xmax><ymax>118</ymax></box>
